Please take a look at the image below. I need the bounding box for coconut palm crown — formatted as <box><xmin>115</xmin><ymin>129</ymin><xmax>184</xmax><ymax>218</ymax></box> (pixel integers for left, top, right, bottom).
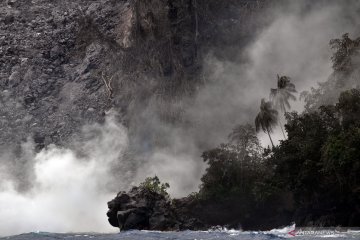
<box><xmin>270</xmin><ymin>75</ymin><xmax>297</xmax><ymax>113</ymax></box>
<box><xmin>255</xmin><ymin>99</ymin><xmax>278</xmax><ymax>148</ymax></box>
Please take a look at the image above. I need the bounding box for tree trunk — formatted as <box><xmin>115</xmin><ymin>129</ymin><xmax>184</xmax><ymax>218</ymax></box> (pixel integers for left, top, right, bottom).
<box><xmin>279</xmin><ymin>119</ymin><xmax>286</xmax><ymax>139</ymax></box>
<box><xmin>267</xmin><ymin>129</ymin><xmax>275</xmax><ymax>148</ymax></box>
<box><xmin>279</xmin><ymin>111</ymin><xmax>286</xmax><ymax>139</ymax></box>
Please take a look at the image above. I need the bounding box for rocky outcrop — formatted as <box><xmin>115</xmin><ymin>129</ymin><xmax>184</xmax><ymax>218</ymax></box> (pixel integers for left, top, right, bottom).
<box><xmin>107</xmin><ymin>187</ymin><xmax>206</xmax><ymax>231</ymax></box>
<box><xmin>107</xmin><ymin>186</ymin><xmax>295</xmax><ymax>231</ymax></box>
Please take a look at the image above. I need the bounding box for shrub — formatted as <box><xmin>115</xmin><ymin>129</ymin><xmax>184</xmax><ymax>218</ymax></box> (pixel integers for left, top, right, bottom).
<box><xmin>139</xmin><ymin>176</ymin><xmax>170</xmax><ymax>196</ymax></box>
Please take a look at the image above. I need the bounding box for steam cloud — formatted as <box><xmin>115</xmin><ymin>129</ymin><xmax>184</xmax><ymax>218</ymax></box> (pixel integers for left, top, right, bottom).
<box><xmin>0</xmin><ymin>114</ymin><xmax>128</xmax><ymax>236</ymax></box>
<box><xmin>1</xmin><ymin>0</ymin><xmax>360</xmax><ymax>236</ymax></box>
<box><xmin>182</xmin><ymin>0</ymin><xmax>360</xmax><ymax>147</ymax></box>
<box><xmin>131</xmin><ymin>0</ymin><xmax>360</xmax><ymax>195</ymax></box>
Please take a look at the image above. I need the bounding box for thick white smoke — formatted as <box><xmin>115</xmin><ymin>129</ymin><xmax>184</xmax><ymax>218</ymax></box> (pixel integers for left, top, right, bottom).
<box><xmin>0</xmin><ymin>114</ymin><xmax>127</xmax><ymax>236</ymax></box>
<box><xmin>121</xmin><ymin>0</ymin><xmax>360</xmax><ymax>197</ymax></box>
<box><xmin>184</xmin><ymin>0</ymin><xmax>360</xmax><ymax>148</ymax></box>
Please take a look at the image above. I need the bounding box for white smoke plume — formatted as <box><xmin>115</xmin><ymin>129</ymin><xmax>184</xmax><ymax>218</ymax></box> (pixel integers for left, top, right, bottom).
<box><xmin>0</xmin><ymin>114</ymin><xmax>128</xmax><ymax>236</ymax></box>
<box><xmin>182</xmin><ymin>0</ymin><xmax>360</xmax><ymax>148</ymax></box>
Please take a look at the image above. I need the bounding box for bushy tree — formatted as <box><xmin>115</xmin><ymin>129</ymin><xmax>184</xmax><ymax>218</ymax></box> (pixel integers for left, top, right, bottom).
<box><xmin>139</xmin><ymin>176</ymin><xmax>170</xmax><ymax>196</ymax></box>
<box><xmin>322</xmin><ymin>127</ymin><xmax>360</xmax><ymax>188</ymax></box>
<box><xmin>197</xmin><ymin>89</ymin><xmax>360</xmax><ymax>226</ymax></box>
<box><xmin>301</xmin><ymin>34</ymin><xmax>360</xmax><ymax>111</ymax></box>
<box><xmin>336</xmin><ymin>88</ymin><xmax>360</xmax><ymax>129</ymax></box>
<box><xmin>200</xmin><ymin>125</ymin><xmax>264</xmax><ymax>199</ymax></box>
<box><xmin>271</xmin><ymin>108</ymin><xmax>338</xmax><ymax>194</ymax></box>
<box><xmin>330</xmin><ymin>33</ymin><xmax>360</xmax><ymax>72</ymax></box>
<box><xmin>269</xmin><ymin>89</ymin><xmax>360</xmax><ymax>225</ymax></box>
<box><xmin>228</xmin><ymin>124</ymin><xmax>262</xmax><ymax>154</ymax></box>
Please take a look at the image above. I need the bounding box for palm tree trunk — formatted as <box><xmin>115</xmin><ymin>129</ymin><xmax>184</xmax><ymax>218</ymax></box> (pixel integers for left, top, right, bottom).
<box><xmin>278</xmin><ymin>110</ymin><xmax>286</xmax><ymax>139</ymax></box>
<box><xmin>279</xmin><ymin>118</ymin><xmax>286</xmax><ymax>139</ymax></box>
<box><xmin>266</xmin><ymin>128</ymin><xmax>275</xmax><ymax>148</ymax></box>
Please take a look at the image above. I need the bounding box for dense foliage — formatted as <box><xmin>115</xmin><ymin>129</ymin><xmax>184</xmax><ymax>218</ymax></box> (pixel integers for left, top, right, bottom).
<box><xmin>139</xmin><ymin>176</ymin><xmax>170</xmax><ymax>196</ymax></box>
<box><xmin>134</xmin><ymin>34</ymin><xmax>359</xmax><ymax>229</ymax></box>
<box><xmin>197</xmin><ymin>89</ymin><xmax>360</xmax><ymax>226</ymax></box>
<box><xmin>195</xmin><ymin>33</ymin><xmax>360</xmax><ymax>226</ymax></box>
<box><xmin>301</xmin><ymin>34</ymin><xmax>360</xmax><ymax>111</ymax></box>
<box><xmin>272</xmin><ymin>89</ymin><xmax>359</xmax><ymax>225</ymax></box>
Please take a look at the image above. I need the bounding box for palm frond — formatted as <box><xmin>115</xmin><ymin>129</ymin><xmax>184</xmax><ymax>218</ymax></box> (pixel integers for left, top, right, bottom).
<box><xmin>255</xmin><ymin>99</ymin><xmax>278</xmax><ymax>134</ymax></box>
<box><xmin>271</xmin><ymin>74</ymin><xmax>297</xmax><ymax>112</ymax></box>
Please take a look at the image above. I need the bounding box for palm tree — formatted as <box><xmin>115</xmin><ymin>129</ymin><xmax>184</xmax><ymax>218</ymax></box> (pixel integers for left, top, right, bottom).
<box><xmin>270</xmin><ymin>75</ymin><xmax>297</xmax><ymax>138</ymax></box>
<box><xmin>255</xmin><ymin>99</ymin><xmax>278</xmax><ymax>148</ymax></box>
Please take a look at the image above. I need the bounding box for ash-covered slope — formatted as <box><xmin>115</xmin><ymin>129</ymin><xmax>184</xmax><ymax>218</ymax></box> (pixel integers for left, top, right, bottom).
<box><xmin>0</xmin><ymin>0</ymin><xmax>267</xmax><ymax>149</ymax></box>
<box><xmin>1</xmin><ymin>0</ymin><xmax>128</xmax><ymax>149</ymax></box>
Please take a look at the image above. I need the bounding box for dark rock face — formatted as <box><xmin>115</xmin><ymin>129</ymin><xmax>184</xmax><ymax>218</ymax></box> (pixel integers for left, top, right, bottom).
<box><xmin>0</xmin><ymin>0</ymin><xmax>125</xmax><ymax>149</ymax></box>
<box><xmin>107</xmin><ymin>187</ymin><xmax>206</xmax><ymax>231</ymax></box>
<box><xmin>0</xmin><ymin>0</ymin><xmax>197</xmax><ymax>149</ymax></box>
<box><xmin>0</xmin><ymin>0</ymin><xmax>268</xmax><ymax>190</ymax></box>
<box><xmin>0</xmin><ymin>0</ymin><xmax>268</xmax><ymax>149</ymax></box>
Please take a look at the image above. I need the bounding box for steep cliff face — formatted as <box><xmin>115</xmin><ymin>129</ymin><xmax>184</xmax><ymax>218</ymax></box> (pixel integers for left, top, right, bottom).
<box><xmin>0</xmin><ymin>0</ymin><xmax>267</xmax><ymax>150</ymax></box>
<box><xmin>1</xmin><ymin>0</ymin><xmax>123</xmax><ymax>149</ymax></box>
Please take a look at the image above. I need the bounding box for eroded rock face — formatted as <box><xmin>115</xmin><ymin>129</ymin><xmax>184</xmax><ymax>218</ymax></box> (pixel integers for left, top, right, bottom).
<box><xmin>0</xmin><ymin>0</ymin><xmax>200</xmax><ymax>148</ymax></box>
<box><xmin>0</xmin><ymin>0</ymin><xmax>203</xmax><ymax>190</ymax></box>
<box><xmin>0</xmin><ymin>0</ymin><xmax>268</xmax><ymax>190</ymax></box>
<box><xmin>0</xmin><ymin>0</ymin><xmax>126</xmax><ymax>149</ymax></box>
<box><xmin>0</xmin><ymin>0</ymin><xmax>268</xmax><ymax>149</ymax></box>
<box><xmin>107</xmin><ymin>187</ymin><xmax>206</xmax><ymax>231</ymax></box>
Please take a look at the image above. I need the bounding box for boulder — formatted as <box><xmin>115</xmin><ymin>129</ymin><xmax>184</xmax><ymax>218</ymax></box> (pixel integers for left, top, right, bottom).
<box><xmin>107</xmin><ymin>186</ymin><xmax>207</xmax><ymax>231</ymax></box>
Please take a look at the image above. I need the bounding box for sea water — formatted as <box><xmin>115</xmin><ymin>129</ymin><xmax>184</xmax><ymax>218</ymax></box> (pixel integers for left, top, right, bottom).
<box><xmin>1</xmin><ymin>228</ymin><xmax>360</xmax><ymax>240</ymax></box>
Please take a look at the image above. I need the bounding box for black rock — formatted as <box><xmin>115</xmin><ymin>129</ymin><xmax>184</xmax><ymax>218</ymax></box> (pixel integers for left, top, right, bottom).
<box><xmin>107</xmin><ymin>187</ymin><xmax>207</xmax><ymax>231</ymax></box>
<box><xmin>4</xmin><ymin>15</ymin><xmax>15</xmax><ymax>25</ymax></box>
<box><xmin>123</xmin><ymin>209</ymin><xmax>148</xmax><ymax>230</ymax></box>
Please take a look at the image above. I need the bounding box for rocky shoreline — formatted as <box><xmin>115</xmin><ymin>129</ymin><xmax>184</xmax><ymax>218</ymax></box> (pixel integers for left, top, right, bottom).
<box><xmin>106</xmin><ymin>185</ymin><xmax>293</xmax><ymax>231</ymax></box>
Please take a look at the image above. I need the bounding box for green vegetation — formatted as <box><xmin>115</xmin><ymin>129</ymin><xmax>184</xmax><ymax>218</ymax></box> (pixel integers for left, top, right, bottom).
<box><xmin>330</xmin><ymin>33</ymin><xmax>360</xmax><ymax>73</ymax></box>
<box><xmin>301</xmin><ymin>34</ymin><xmax>360</xmax><ymax>111</ymax></box>
<box><xmin>255</xmin><ymin>99</ymin><xmax>278</xmax><ymax>147</ymax></box>
<box><xmin>198</xmin><ymin>89</ymin><xmax>360</xmax><ymax>226</ymax></box>
<box><xmin>196</xmin><ymin>33</ymin><xmax>360</xmax><ymax>226</ymax></box>
<box><xmin>139</xmin><ymin>176</ymin><xmax>170</xmax><ymax>197</ymax></box>
<box><xmin>270</xmin><ymin>75</ymin><xmax>297</xmax><ymax>138</ymax></box>
<box><xmin>138</xmin><ymin>34</ymin><xmax>359</xmax><ymax>227</ymax></box>
<box><xmin>270</xmin><ymin>75</ymin><xmax>297</xmax><ymax>113</ymax></box>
